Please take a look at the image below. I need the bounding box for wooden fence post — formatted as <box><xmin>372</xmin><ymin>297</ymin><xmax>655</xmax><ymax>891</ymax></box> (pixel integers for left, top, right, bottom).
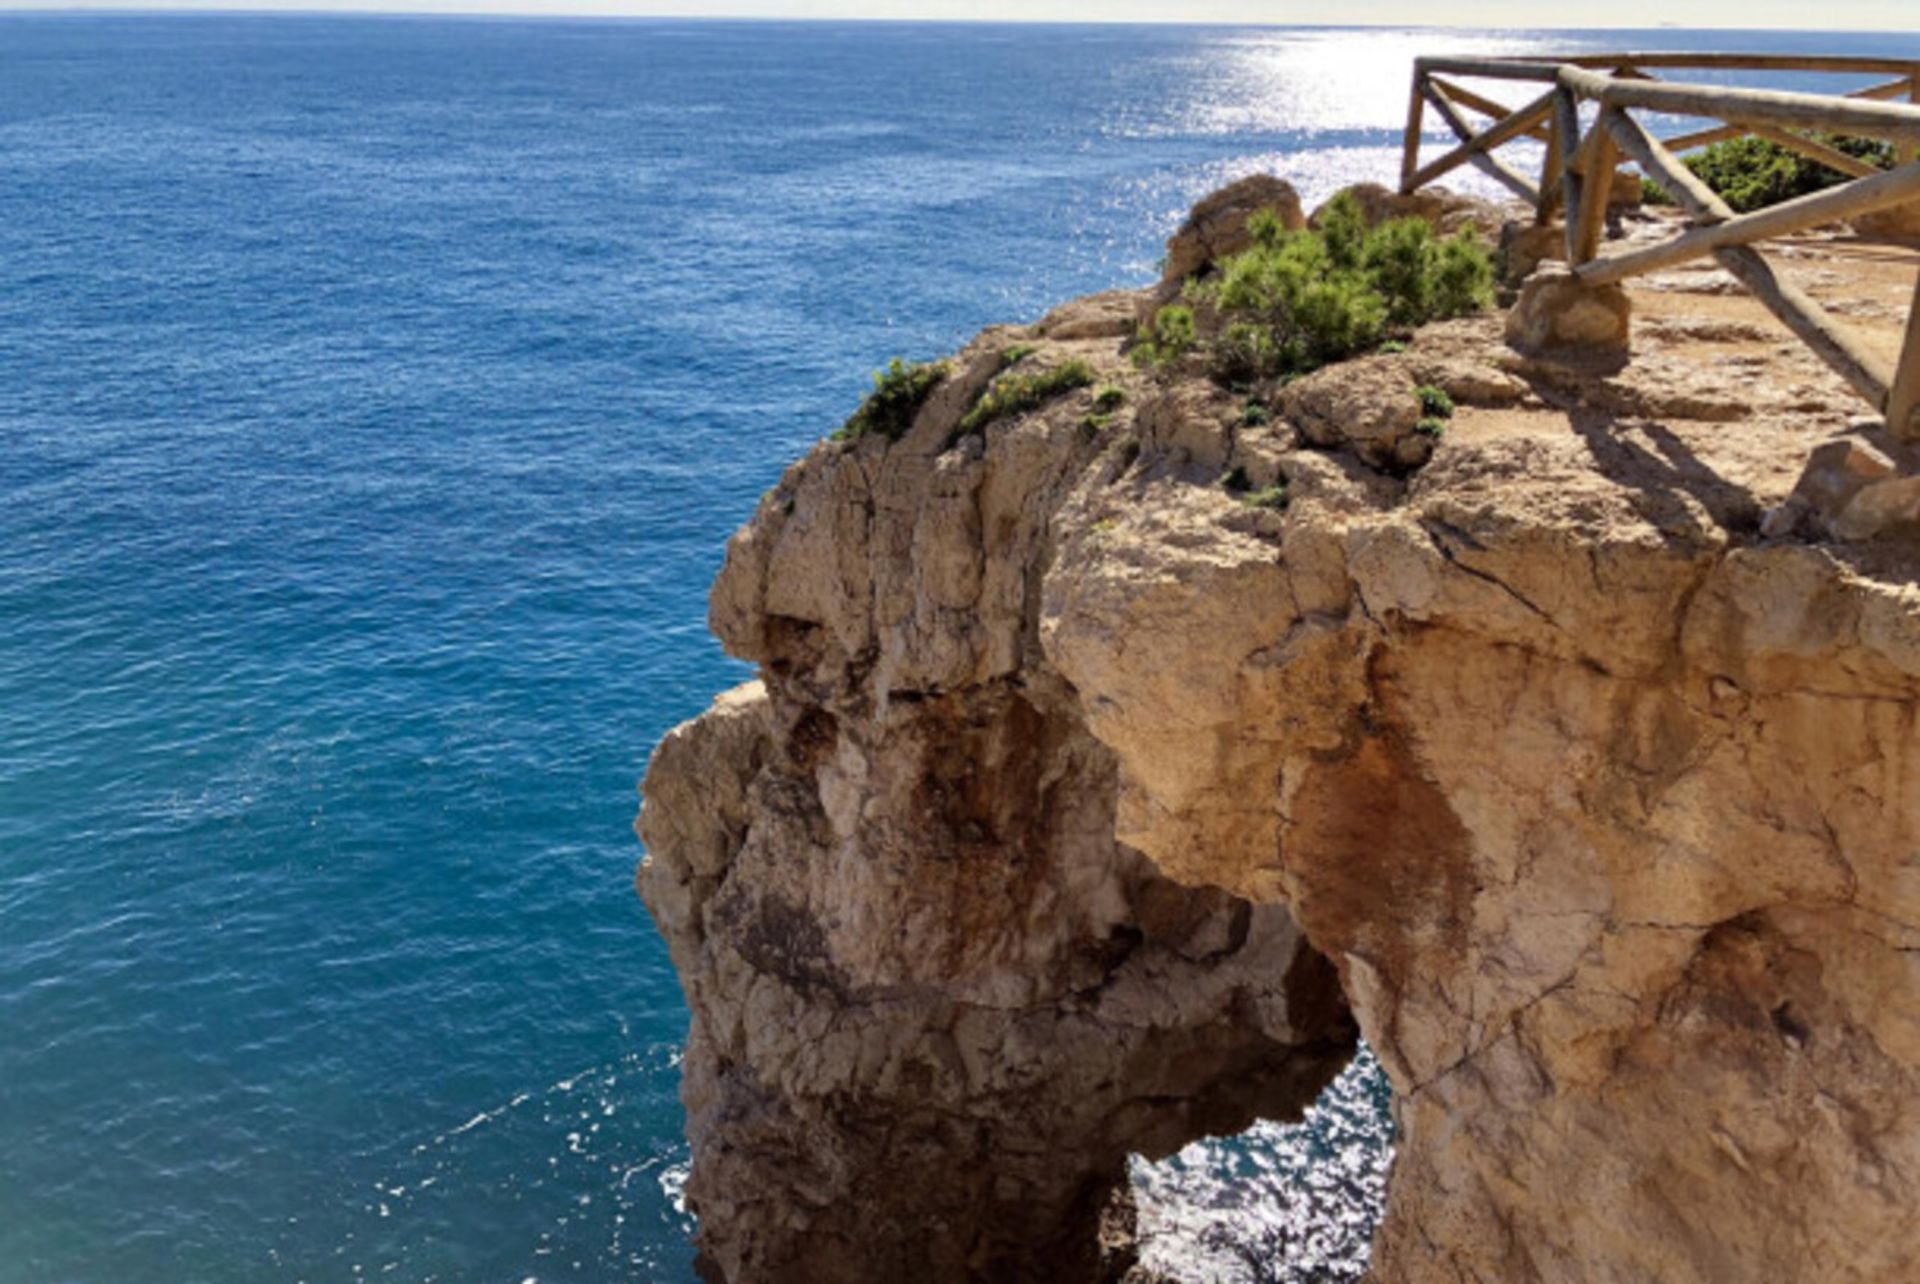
<box><xmin>1555</xmin><ymin>89</ymin><xmax>1585</xmax><ymax>262</ymax></box>
<box><xmin>1572</xmin><ymin>118</ymin><xmax>1618</xmax><ymax>264</ymax></box>
<box><xmin>1890</xmin><ymin>275</ymin><xmax>1920</xmax><ymax>439</ymax></box>
<box><xmin>1401</xmin><ymin>71</ymin><xmax>1427</xmax><ymax>193</ymax></box>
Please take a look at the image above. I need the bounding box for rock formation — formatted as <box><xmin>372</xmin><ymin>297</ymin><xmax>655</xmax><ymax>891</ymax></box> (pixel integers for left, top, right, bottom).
<box><xmin>640</xmin><ymin>180</ymin><xmax>1920</xmax><ymax>1283</ymax></box>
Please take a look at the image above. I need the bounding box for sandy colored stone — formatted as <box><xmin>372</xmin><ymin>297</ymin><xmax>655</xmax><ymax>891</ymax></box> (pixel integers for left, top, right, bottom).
<box><xmin>1505</xmin><ymin>264</ymin><xmax>1633</xmax><ymax>355</ymax></box>
<box><xmin>1499</xmin><ymin>219</ymin><xmax>1565</xmax><ymax>283</ymax></box>
<box><xmin>1162</xmin><ymin>174</ymin><xmax>1305</xmax><ymax>287</ymax></box>
<box><xmin>642</xmin><ymin>180</ymin><xmax>1920</xmax><ymax>1284</ymax></box>
<box><xmin>1852</xmin><ymin>200</ymin><xmax>1920</xmax><ymax>241</ymax></box>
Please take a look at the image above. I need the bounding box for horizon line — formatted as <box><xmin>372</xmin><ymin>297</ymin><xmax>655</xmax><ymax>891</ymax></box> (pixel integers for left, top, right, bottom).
<box><xmin>0</xmin><ymin>8</ymin><xmax>1912</xmax><ymax>36</ymax></box>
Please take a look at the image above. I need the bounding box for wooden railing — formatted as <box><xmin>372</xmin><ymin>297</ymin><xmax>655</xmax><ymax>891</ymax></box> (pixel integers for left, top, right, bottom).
<box><xmin>1400</xmin><ymin>54</ymin><xmax>1920</xmax><ymax>439</ymax></box>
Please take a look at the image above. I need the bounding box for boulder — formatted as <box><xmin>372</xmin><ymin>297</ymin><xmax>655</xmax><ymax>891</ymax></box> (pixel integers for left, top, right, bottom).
<box><xmin>1158</xmin><ymin>173</ymin><xmax>1304</xmax><ymax>289</ymax></box>
<box><xmin>1505</xmin><ymin>265</ymin><xmax>1632</xmax><ymax>355</ymax></box>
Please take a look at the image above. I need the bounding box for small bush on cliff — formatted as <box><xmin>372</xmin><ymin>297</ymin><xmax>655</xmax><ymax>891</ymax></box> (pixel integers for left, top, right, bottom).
<box><xmin>1130</xmin><ymin>304</ymin><xmax>1197</xmax><ymax>370</ymax></box>
<box><xmin>1640</xmin><ymin>133</ymin><xmax>1895</xmax><ymax>213</ymax></box>
<box><xmin>834</xmin><ymin>358</ymin><xmax>950</xmax><ymax>442</ymax></box>
<box><xmin>958</xmin><ymin>358</ymin><xmax>1096</xmax><ymax>435</ymax></box>
<box><xmin>1415</xmin><ymin>384</ymin><xmax>1455</xmax><ymax>420</ymax></box>
<box><xmin>1190</xmin><ymin>194</ymin><xmax>1493</xmax><ymax>382</ymax></box>
<box><xmin>1242</xmin><ymin>483</ymin><xmax>1289</xmax><ymax>510</ymax></box>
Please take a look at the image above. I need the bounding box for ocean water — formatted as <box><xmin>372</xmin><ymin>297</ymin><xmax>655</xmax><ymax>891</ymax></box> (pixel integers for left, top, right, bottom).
<box><xmin>6</xmin><ymin>16</ymin><xmax>1919</xmax><ymax>1284</ymax></box>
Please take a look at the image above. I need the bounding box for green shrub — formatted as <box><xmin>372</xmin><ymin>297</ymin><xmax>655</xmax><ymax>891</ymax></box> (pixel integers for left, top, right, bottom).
<box><xmin>1415</xmin><ymin>385</ymin><xmax>1455</xmax><ymax>420</ymax></box>
<box><xmin>1415</xmin><ymin>417</ymin><xmax>1448</xmax><ymax>439</ymax></box>
<box><xmin>1002</xmin><ymin>343</ymin><xmax>1038</xmax><ymax>366</ymax></box>
<box><xmin>1093</xmin><ymin>385</ymin><xmax>1127</xmax><ymax>412</ymax></box>
<box><xmin>1242</xmin><ymin>484</ymin><xmax>1290</xmax><ymax>510</ymax></box>
<box><xmin>1191</xmin><ymin>191</ymin><xmax>1492</xmax><ymax>382</ymax></box>
<box><xmin>1131</xmin><ymin>304</ymin><xmax>1198</xmax><ymax>370</ymax></box>
<box><xmin>959</xmin><ymin>358</ymin><xmax>1096</xmax><ymax>435</ymax></box>
<box><xmin>1242</xmin><ymin>401</ymin><xmax>1271</xmax><ymax>426</ymax></box>
<box><xmin>1644</xmin><ymin>134</ymin><xmax>1895</xmax><ymax>214</ymax></box>
<box><xmin>835</xmin><ymin>358</ymin><xmax>950</xmax><ymax>442</ymax></box>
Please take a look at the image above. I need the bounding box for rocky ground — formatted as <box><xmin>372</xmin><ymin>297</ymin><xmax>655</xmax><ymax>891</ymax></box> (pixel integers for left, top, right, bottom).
<box><xmin>638</xmin><ymin>178</ymin><xmax>1920</xmax><ymax>1284</ymax></box>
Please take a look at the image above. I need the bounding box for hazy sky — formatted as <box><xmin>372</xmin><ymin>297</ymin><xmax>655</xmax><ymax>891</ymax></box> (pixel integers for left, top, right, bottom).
<box><xmin>0</xmin><ymin>0</ymin><xmax>1913</xmax><ymax>31</ymax></box>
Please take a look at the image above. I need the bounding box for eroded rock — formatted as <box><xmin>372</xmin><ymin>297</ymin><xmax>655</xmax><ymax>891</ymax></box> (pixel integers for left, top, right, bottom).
<box><xmin>1162</xmin><ymin>174</ymin><xmax>1305</xmax><ymax>286</ymax></box>
<box><xmin>1505</xmin><ymin>264</ymin><xmax>1633</xmax><ymax>355</ymax></box>
<box><xmin>641</xmin><ymin>182</ymin><xmax>1920</xmax><ymax>1284</ymax></box>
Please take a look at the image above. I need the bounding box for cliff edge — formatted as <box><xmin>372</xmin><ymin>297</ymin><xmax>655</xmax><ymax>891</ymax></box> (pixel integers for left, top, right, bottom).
<box><xmin>638</xmin><ymin>179</ymin><xmax>1920</xmax><ymax>1283</ymax></box>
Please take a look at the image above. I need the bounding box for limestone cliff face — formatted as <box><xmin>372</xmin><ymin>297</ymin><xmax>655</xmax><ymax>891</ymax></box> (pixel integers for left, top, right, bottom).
<box><xmin>640</xmin><ymin>186</ymin><xmax>1920</xmax><ymax>1283</ymax></box>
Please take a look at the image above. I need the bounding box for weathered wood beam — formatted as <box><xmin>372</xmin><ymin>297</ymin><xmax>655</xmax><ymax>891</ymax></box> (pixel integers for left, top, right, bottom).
<box><xmin>1560</xmin><ymin>65</ymin><xmax>1920</xmax><ymax>149</ymax></box>
<box><xmin>1659</xmin><ymin>78</ymin><xmax>1910</xmax><ymax>154</ymax></box>
<box><xmin>1604</xmin><ymin>108</ymin><xmax>1893</xmax><ymax>410</ymax></box>
<box><xmin>1851</xmin><ymin>75</ymin><xmax>1918</xmax><ymax>103</ymax></box>
<box><xmin>1415</xmin><ymin>56</ymin><xmax>1566</xmax><ymax>84</ymax></box>
<box><xmin>1422</xmin><ymin>83</ymin><xmax>1542</xmax><ymax>205</ymax></box>
<box><xmin>1401</xmin><ymin>73</ymin><xmax>1427</xmax><ymax>192</ymax></box>
<box><xmin>1736</xmin><ymin>121</ymin><xmax>1884</xmax><ymax>179</ymax></box>
<box><xmin>1663</xmin><ymin>122</ymin><xmax>1748</xmax><ymax>154</ymax></box>
<box><xmin>1427</xmin><ymin>77</ymin><xmax>1553</xmax><ymax>143</ymax></box>
<box><xmin>1556</xmin><ymin>53</ymin><xmax>1920</xmax><ymax>76</ymax></box>
<box><xmin>1405</xmin><ymin>88</ymin><xmax>1557</xmax><ymax>193</ymax></box>
<box><xmin>1891</xmin><ymin>274</ymin><xmax>1920</xmax><ymax>439</ymax></box>
<box><xmin>1538</xmin><ymin>106</ymin><xmax>1566</xmax><ymax>224</ymax></box>
<box><xmin>1908</xmin><ymin>70</ymin><xmax>1920</xmax><ymax>166</ymax></box>
<box><xmin>1577</xmin><ymin>160</ymin><xmax>1920</xmax><ymax>285</ymax></box>
<box><xmin>1555</xmin><ymin>89</ymin><xmax>1585</xmax><ymax>260</ymax></box>
<box><xmin>1572</xmin><ymin>107</ymin><xmax>1620</xmax><ymax>263</ymax></box>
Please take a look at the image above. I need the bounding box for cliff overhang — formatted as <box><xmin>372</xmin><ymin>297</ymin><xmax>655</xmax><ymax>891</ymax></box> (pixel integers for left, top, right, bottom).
<box><xmin>638</xmin><ymin>178</ymin><xmax>1920</xmax><ymax>1284</ymax></box>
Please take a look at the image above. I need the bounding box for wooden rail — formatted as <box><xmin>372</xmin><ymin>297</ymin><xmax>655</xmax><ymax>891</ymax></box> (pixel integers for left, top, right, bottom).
<box><xmin>1399</xmin><ymin>53</ymin><xmax>1920</xmax><ymax>438</ymax></box>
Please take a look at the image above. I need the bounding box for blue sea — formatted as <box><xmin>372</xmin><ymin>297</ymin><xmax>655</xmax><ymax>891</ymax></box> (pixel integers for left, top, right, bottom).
<box><xmin>5</xmin><ymin>15</ymin><xmax>1918</xmax><ymax>1284</ymax></box>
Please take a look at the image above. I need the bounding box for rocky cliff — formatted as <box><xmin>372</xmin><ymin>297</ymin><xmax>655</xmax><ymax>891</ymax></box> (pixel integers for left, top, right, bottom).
<box><xmin>638</xmin><ymin>179</ymin><xmax>1920</xmax><ymax>1283</ymax></box>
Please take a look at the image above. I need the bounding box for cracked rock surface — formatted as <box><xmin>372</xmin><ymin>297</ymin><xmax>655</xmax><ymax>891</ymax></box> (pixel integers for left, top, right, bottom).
<box><xmin>640</xmin><ymin>188</ymin><xmax>1920</xmax><ymax>1284</ymax></box>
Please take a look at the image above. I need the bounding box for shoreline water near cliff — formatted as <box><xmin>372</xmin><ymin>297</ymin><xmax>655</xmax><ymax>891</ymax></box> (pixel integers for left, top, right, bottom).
<box><xmin>10</xmin><ymin>16</ymin><xmax>1920</xmax><ymax>1283</ymax></box>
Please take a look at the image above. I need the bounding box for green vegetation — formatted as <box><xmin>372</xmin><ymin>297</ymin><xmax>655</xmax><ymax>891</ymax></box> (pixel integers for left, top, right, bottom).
<box><xmin>1242</xmin><ymin>402</ymin><xmax>1272</xmax><ymax>426</ymax></box>
<box><xmin>1092</xmin><ymin>385</ymin><xmax>1127</xmax><ymax>412</ymax></box>
<box><xmin>1415</xmin><ymin>384</ymin><xmax>1455</xmax><ymax>420</ymax></box>
<box><xmin>958</xmin><ymin>358</ymin><xmax>1097</xmax><ymax>435</ymax></box>
<box><xmin>834</xmin><ymin>358</ymin><xmax>950</xmax><ymax>442</ymax></box>
<box><xmin>1223</xmin><ymin>466</ymin><xmax>1288</xmax><ymax>510</ymax></box>
<box><xmin>1130</xmin><ymin>304</ymin><xmax>1198</xmax><ymax>370</ymax></box>
<box><xmin>1189</xmin><ymin>195</ymin><xmax>1493</xmax><ymax>383</ymax></box>
<box><xmin>1413</xmin><ymin>382</ymin><xmax>1455</xmax><ymax>441</ymax></box>
<box><xmin>1001</xmin><ymin>343</ymin><xmax>1039</xmax><ymax>366</ymax></box>
<box><xmin>1640</xmin><ymin>133</ymin><xmax>1896</xmax><ymax>214</ymax></box>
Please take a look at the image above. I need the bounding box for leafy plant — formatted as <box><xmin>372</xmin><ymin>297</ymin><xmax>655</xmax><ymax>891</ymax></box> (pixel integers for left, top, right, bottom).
<box><xmin>1641</xmin><ymin>133</ymin><xmax>1895</xmax><ymax>213</ymax></box>
<box><xmin>1131</xmin><ymin>304</ymin><xmax>1198</xmax><ymax>370</ymax></box>
<box><xmin>1002</xmin><ymin>343</ymin><xmax>1038</xmax><ymax>366</ymax></box>
<box><xmin>1415</xmin><ymin>417</ymin><xmax>1448</xmax><ymax>439</ymax></box>
<box><xmin>1241</xmin><ymin>484</ymin><xmax>1290</xmax><ymax>510</ymax></box>
<box><xmin>958</xmin><ymin>358</ymin><xmax>1096</xmax><ymax>435</ymax></box>
<box><xmin>1415</xmin><ymin>384</ymin><xmax>1455</xmax><ymax>420</ymax></box>
<box><xmin>834</xmin><ymin>358</ymin><xmax>950</xmax><ymax>442</ymax></box>
<box><xmin>1190</xmin><ymin>192</ymin><xmax>1492</xmax><ymax>382</ymax></box>
<box><xmin>1242</xmin><ymin>401</ymin><xmax>1271</xmax><ymax>426</ymax></box>
<box><xmin>1093</xmin><ymin>385</ymin><xmax>1127</xmax><ymax>412</ymax></box>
